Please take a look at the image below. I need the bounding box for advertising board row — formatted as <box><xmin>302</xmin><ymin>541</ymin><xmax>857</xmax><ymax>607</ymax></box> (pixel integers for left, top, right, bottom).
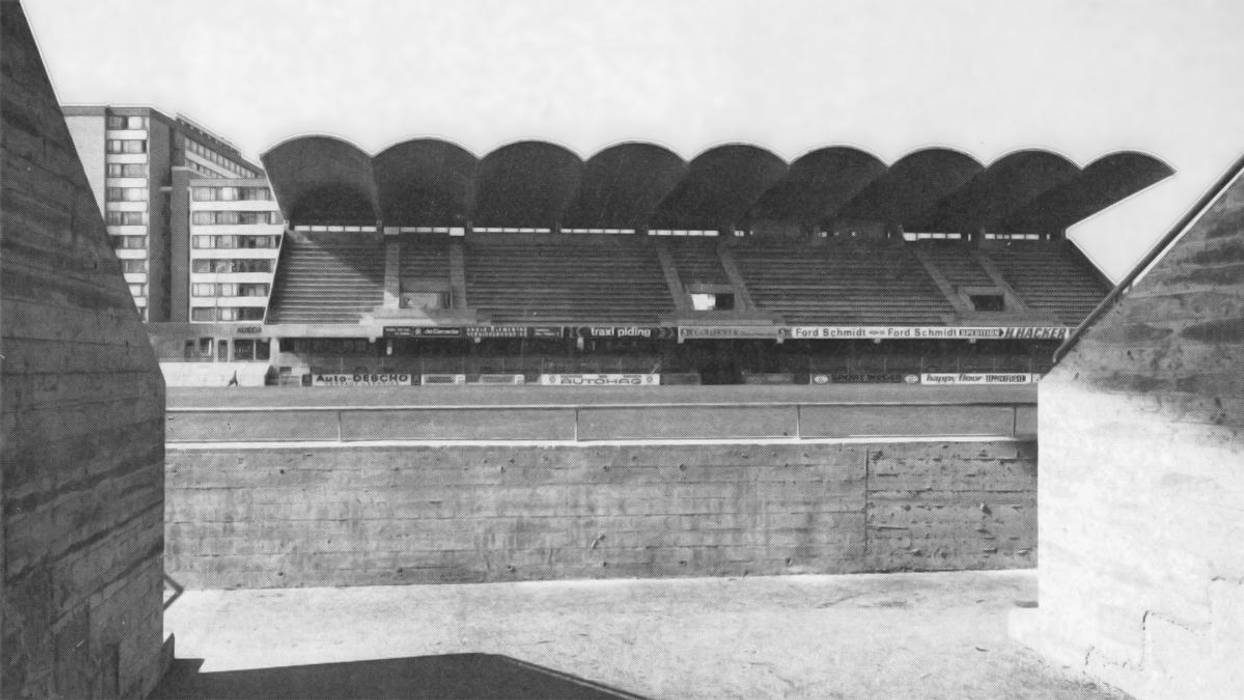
<box><xmin>382</xmin><ymin>325</ymin><xmax>1069</xmax><ymax>341</ymax></box>
<box><xmin>311</xmin><ymin>371</ymin><xmax>1038</xmax><ymax>387</ymax></box>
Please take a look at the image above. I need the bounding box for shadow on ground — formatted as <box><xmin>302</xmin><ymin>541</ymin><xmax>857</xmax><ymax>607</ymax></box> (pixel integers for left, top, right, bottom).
<box><xmin>149</xmin><ymin>653</ymin><xmax>645</xmax><ymax>699</ymax></box>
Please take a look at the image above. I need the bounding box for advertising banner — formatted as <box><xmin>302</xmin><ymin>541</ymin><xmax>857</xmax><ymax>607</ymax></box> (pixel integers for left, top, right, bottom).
<box><xmin>920</xmin><ymin>373</ymin><xmax>1039</xmax><ymax>385</ymax></box>
<box><xmin>678</xmin><ymin>326</ymin><xmax>781</xmax><ymax>340</ymax></box>
<box><xmin>784</xmin><ymin>326</ymin><xmax>1068</xmax><ymax>341</ymax></box>
<box><xmin>383</xmin><ymin>326</ymin><xmax>465</xmax><ymax>339</ymax></box>
<box><xmin>539</xmin><ymin>373</ymin><xmax>660</xmax><ymax>386</ymax></box>
<box><xmin>421</xmin><ymin>373</ymin><xmax>467</xmax><ymax>385</ymax></box>
<box><xmin>465</xmin><ymin>326</ymin><xmax>529</xmax><ymax>338</ymax></box>
<box><xmin>312</xmin><ymin>373</ymin><xmax>414</xmax><ymax>386</ymax></box>
<box><xmin>811</xmin><ymin>372</ymin><xmax>919</xmax><ymax>384</ymax></box>
<box><xmin>575</xmin><ymin>326</ymin><xmax>674</xmax><ymax>340</ymax></box>
<box><xmin>475</xmin><ymin>374</ymin><xmax>526</xmax><ymax>384</ymax></box>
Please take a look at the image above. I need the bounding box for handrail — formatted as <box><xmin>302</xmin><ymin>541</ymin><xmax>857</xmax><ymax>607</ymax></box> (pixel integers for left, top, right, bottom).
<box><xmin>1053</xmin><ymin>155</ymin><xmax>1244</xmax><ymax>364</ymax></box>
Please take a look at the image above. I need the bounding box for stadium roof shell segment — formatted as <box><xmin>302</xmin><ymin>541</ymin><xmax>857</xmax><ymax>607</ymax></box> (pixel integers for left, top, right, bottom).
<box><xmin>373</xmin><ymin>139</ymin><xmax>478</xmax><ymax>227</ymax></box>
<box><xmin>906</xmin><ymin>150</ymin><xmax>1082</xmax><ymax>232</ymax></box>
<box><xmin>263</xmin><ymin>135</ymin><xmax>379</xmax><ymax>224</ymax></box>
<box><xmin>561</xmin><ymin>142</ymin><xmax>688</xmax><ymax>229</ymax></box>
<box><xmin>750</xmin><ymin>146</ymin><xmax>888</xmax><ymax>224</ymax></box>
<box><xmin>261</xmin><ymin>137</ymin><xmax>1173</xmax><ymax>232</ymax></box>
<box><xmin>839</xmin><ymin>148</ymin><xmax>985</xmax><ymax>225</ymax></box>
<box><xmin>1000</xmin><ymin>151</ymin><xmax>1176</xmax><ymax>232</ymax></box>
<box><xmin>650</xmin><ymin>144</ymin><xmax>789</xmax><ymax>229</ymax></box>
<box><xmin>473</xmin><ymin>140</ymin><xmax>583</xmax><ymax>228</ymax></box>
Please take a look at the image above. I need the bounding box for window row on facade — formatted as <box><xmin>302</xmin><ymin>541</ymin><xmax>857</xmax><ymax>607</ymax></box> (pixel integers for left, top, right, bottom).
<box><xmin>190</xmin><ymin>282</ymin><xmax>270</xmax><ymax>297</ymax></box>
<box><xmin>106</xmin><ymin>139</ymin><xmax>146</xmax><ymax>154</ymax></box>
<box><xmin>106</xmin><ymin>115</ymin><xmax>148</xmax><ymax>130</ymax></box>
<box><xmin>183</xmin><ymin>337</ymin><xmax>271</xmax><ymax>361</ymax></box>
<box><xmin>106</xmin><ymin>162</ymin><xmax>149</xmax><ymax>177</ymax></box>
<box><xmin>191</xmin><ymin>234</ymin><xmax>281</xmax><ymax>249</ymax></box>
<box><xmin>191</xmin><ymin>210</ymin><xmax>283</xmax><ymax>225</ymax></box>
<box><xmin>106</xmin><ymin>186</ymin><xmax>148</xmax><ymax>202</ymax></box>
<box><xmin>189</xmin><ymin>307</ymin><xmax>266</xmax><ymax>322</ymax></box>
<box><xmin>191</xmin><ymin>258</ymin><xmax>275</xmax><ymax>273</ymax></box>
<box><xmin>106</xmin><ymin>210</ymin><xmax>149</xmax><ymax>225</ymax></box>
<box><xmin>184</xmin><ymin>138</ymin><xmax>259</xmax><ymax>178</ymax></box>
<box><xmin>191</xmin><ymin>186</ymin><xmax>273</xmax><ymax>201</ymax></box>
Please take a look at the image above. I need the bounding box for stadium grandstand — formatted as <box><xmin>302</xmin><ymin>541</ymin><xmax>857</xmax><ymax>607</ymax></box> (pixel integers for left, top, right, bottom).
<box><xmin>148</xmin><ymin>138</ymin><xmax>1172</xmax><ymax>387</ymax></box>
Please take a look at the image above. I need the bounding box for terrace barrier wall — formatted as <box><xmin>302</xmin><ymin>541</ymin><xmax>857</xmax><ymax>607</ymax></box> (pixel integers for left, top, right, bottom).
<box><xmin>165</xmin><ymin>398</ymin><xmax>1037</xmax><ymax>587</ymax></box>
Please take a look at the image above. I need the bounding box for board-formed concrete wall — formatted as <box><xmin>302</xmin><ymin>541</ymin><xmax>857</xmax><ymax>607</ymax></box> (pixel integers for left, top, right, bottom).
<box><xmin>1011</xmin><ymin>161</ymin><xmax>1244</xmax><ymax>699</ymax></box>
<box><xmin>165</xmin><ymin>439</ymin><xmax>1035</xmax><ymax>587</ymax></box>
<box><xmin>1</xmin><ymin>2</ymin><xmax>167</xmax><ymax>697</ymax></box>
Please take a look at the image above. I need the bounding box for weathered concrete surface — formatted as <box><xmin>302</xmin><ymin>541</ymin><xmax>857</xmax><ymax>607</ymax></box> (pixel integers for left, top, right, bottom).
<box><xmin>160</xmin><ymin>570</ymin><xmax>1126</xmax><ymax>700</ymax></box>
<box><xmin>1011</xmin><ymin>160</ymin><xmax>1244</xmax><ymax>699</ymax></box>
<box><xmin>1</xmin><ymin>1</ymin><xmax>167</xmax><ymax>696</ymax></box>
<box><xmin>165</xmin><ymin>439</ymin><xmax>1035</xmax><ymax>587</ymax></box>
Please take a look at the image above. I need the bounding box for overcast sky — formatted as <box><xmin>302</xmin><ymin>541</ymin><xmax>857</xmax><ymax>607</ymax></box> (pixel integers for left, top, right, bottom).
<box><xmin>25</xmin><ymin>0</ymin><xmax>1244</xmax><ymax>281</ymax></box>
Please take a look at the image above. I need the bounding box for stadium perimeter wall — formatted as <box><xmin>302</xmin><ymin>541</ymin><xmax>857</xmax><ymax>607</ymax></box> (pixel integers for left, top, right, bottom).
<box><xmin>1</xmin><ymin>2</ymin><xmax>167</xmax><ymax>697</ymax></box>
<box><xmin>165</xmin><ymin>414</ymin><xmax>1037</xmax><ymax>586</ymax></box>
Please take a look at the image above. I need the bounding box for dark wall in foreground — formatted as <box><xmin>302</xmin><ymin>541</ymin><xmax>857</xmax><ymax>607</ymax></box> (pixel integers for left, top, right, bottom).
<box><xmin>166</xmin><ymin>440</ymin><xmax>1035</xmax><ymax>587</ymax></box>
<box><xmin>1012</xmin><ymin>161</ymin><xmax>1244</xmax><ymax>699</ymax></box>
<box><xmin>1</xmin><ymin>2</ymin><xmax>167</xmax><ymax>697</ymax></box>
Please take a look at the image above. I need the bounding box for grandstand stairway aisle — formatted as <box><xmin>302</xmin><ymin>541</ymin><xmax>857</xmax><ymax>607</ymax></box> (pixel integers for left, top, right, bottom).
<box><xmin>267</xmin><ymin>232</ymin><xmax>386</xmax><ymax>324</ymax></box>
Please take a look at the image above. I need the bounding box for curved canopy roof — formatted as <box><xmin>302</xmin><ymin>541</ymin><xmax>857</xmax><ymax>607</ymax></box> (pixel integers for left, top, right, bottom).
<box><xmin>651</xmin><ymin>145</ymin><xmax>788</xmax><ymax>229</ymax></box>
<box><xmin>473</xmin><ymin>141</ymin><xmax>583</xmax><ymax>228</ymax></box>
<box><xmin>261</xmin><ymin>136</ymin><xmax>379</xmax><ymax>225</ymax></box>
<box><xmin>906</xmin><ymin>150</ymin><xmax>1081</xmax><ymax>232</ymax></box>
<box><xmin>750</xmin><ymin>146</ymin><xmax>887</xmax><ymax>223</ymax></box>
<box><xmin>261</xmin><ymin>138</ymin><xmax>1173</xmax><ymax>233</ymax></box>
<box><xmin>561</xmin><ymin>142</ymin><xmax>687</xmax><ymax>229</ymax></box>
<box><xmin>840</xmin><ymin>148</ymin><xmax>984</xmax><ymax>225</ymax></box>
<box><xmin>999</xmin><ymin>151</ymin><xmax>1174</xmax><ymax>232</ymax></box>
<box><xmin>373</xmin><ymin>139</ymin><xmax>477</xmax><ymax>227</ymax></box>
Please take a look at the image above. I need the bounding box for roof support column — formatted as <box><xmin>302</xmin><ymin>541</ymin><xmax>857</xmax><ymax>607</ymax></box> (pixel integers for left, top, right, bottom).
<box><xmin>382</xmin><ymin>235</ymin><xmax>400</xmax><ymax>309</ymax></box>
<box><xmin>653</xmin><ymin>240</ymin><xmax>691</xmax><ymax>311</ymax></box>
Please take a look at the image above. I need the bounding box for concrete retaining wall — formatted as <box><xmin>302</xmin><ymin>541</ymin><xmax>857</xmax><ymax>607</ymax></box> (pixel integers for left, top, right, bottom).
<box><xmin>1</xmin><ymin>3</ymin><xmax>167</xmax><ymax>697</ymax></box>
<box><xmin>165</xmin><ymin>439</ymin><xmax>1035</xmax><ymax>588</ymax></box>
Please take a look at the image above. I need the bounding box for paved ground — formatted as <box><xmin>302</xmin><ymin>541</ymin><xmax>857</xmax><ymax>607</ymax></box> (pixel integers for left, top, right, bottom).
<box><xmin>158</xmin><ymin>570</ymin><xmax>1125</xmax><ymax>699</ymax></box>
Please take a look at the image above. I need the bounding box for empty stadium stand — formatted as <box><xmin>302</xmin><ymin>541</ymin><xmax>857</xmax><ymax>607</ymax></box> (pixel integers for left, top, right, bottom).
<box><xmin>664</xmin><ymin>238</ymin><xmax>731</xmax><ymax>287</ymax></box>
<box><xmin>980</xmin><ymin>241</ymin><xmax>1112</xmax><ymax>325</ymax></box>
<box><xmin>733</xmin><ymin>240</ymin><xmax>956</xmax><ymax>324</ymax></box>
<box><xmin>912</xmin><ymin>240</ymin><xmax>997</xmax><ymax>289</ymax></box>
<box><xmin>267</xmin><ymin>232</ymin><xmax>385</xmax><ymax>323</ymax></box>
<box><xmin>463</xmin><ymin>234</ymin><xmax>675</xmax><ymax>324</ymax></box>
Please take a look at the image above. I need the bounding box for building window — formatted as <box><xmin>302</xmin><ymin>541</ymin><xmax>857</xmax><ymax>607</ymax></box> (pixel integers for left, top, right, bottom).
<box><xmin>233</xmin><ymin>339</ymin><xmax>270</xmax><ymax>361</ymax></box>
<box><xmin>122</xmin><ymin>260</ymin><xmax>147</xmax><ymax>273</ymax></box>
<box><xmin>191</xmin><ymin>211</ymin><xmax>282</xmax><ymax>225</ymax></box>
<box><xmin>115</xmin><ymin>236</ymin><xmax>148</xmax><ymax>249</ymax></box>
<box><xmin>106</xmin><ymin>162</ymin><xmax>148</xmax><ymax>177</ymax></box>
<box><xmin>191</xmin><ymin>283</ymin><xmax>214</xmax><ymax>297</ymax></box>
<box><xmin>109</xmin><ymin>115</ymin><xmax>147</xmax><ymax>129</ymax></box>
<box><xmin>216</xmin><ymin>307</ymin><xmax>265</xmax><ymax>322</ymax></box>
<box><xmin>106</xmin><ymin>187</ymin><xmax>148</xmax><ymax>202</ymax></box>
<box><xmin>191</xmin><ymin>258</ymin><xmax>274</xmax><ymax>273</ymax></box>
<box><xmin>106</xmin><ymin>139</ymin><xmax>147</xmax><ymax>154</ymax></box>
<box><xmin>190</xmin><ymin>308</ymin><xmax>216</xmax><ymax>322</ymax></box>
<box><xmin>128</xmin><ymin>283</ymin><xmax>146</xmax><ymax>297</ymax></box>
<box><xmin>106</xmin><ymin>211</ymin><xmax>148</xmax><ymax>226</ymax></box>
